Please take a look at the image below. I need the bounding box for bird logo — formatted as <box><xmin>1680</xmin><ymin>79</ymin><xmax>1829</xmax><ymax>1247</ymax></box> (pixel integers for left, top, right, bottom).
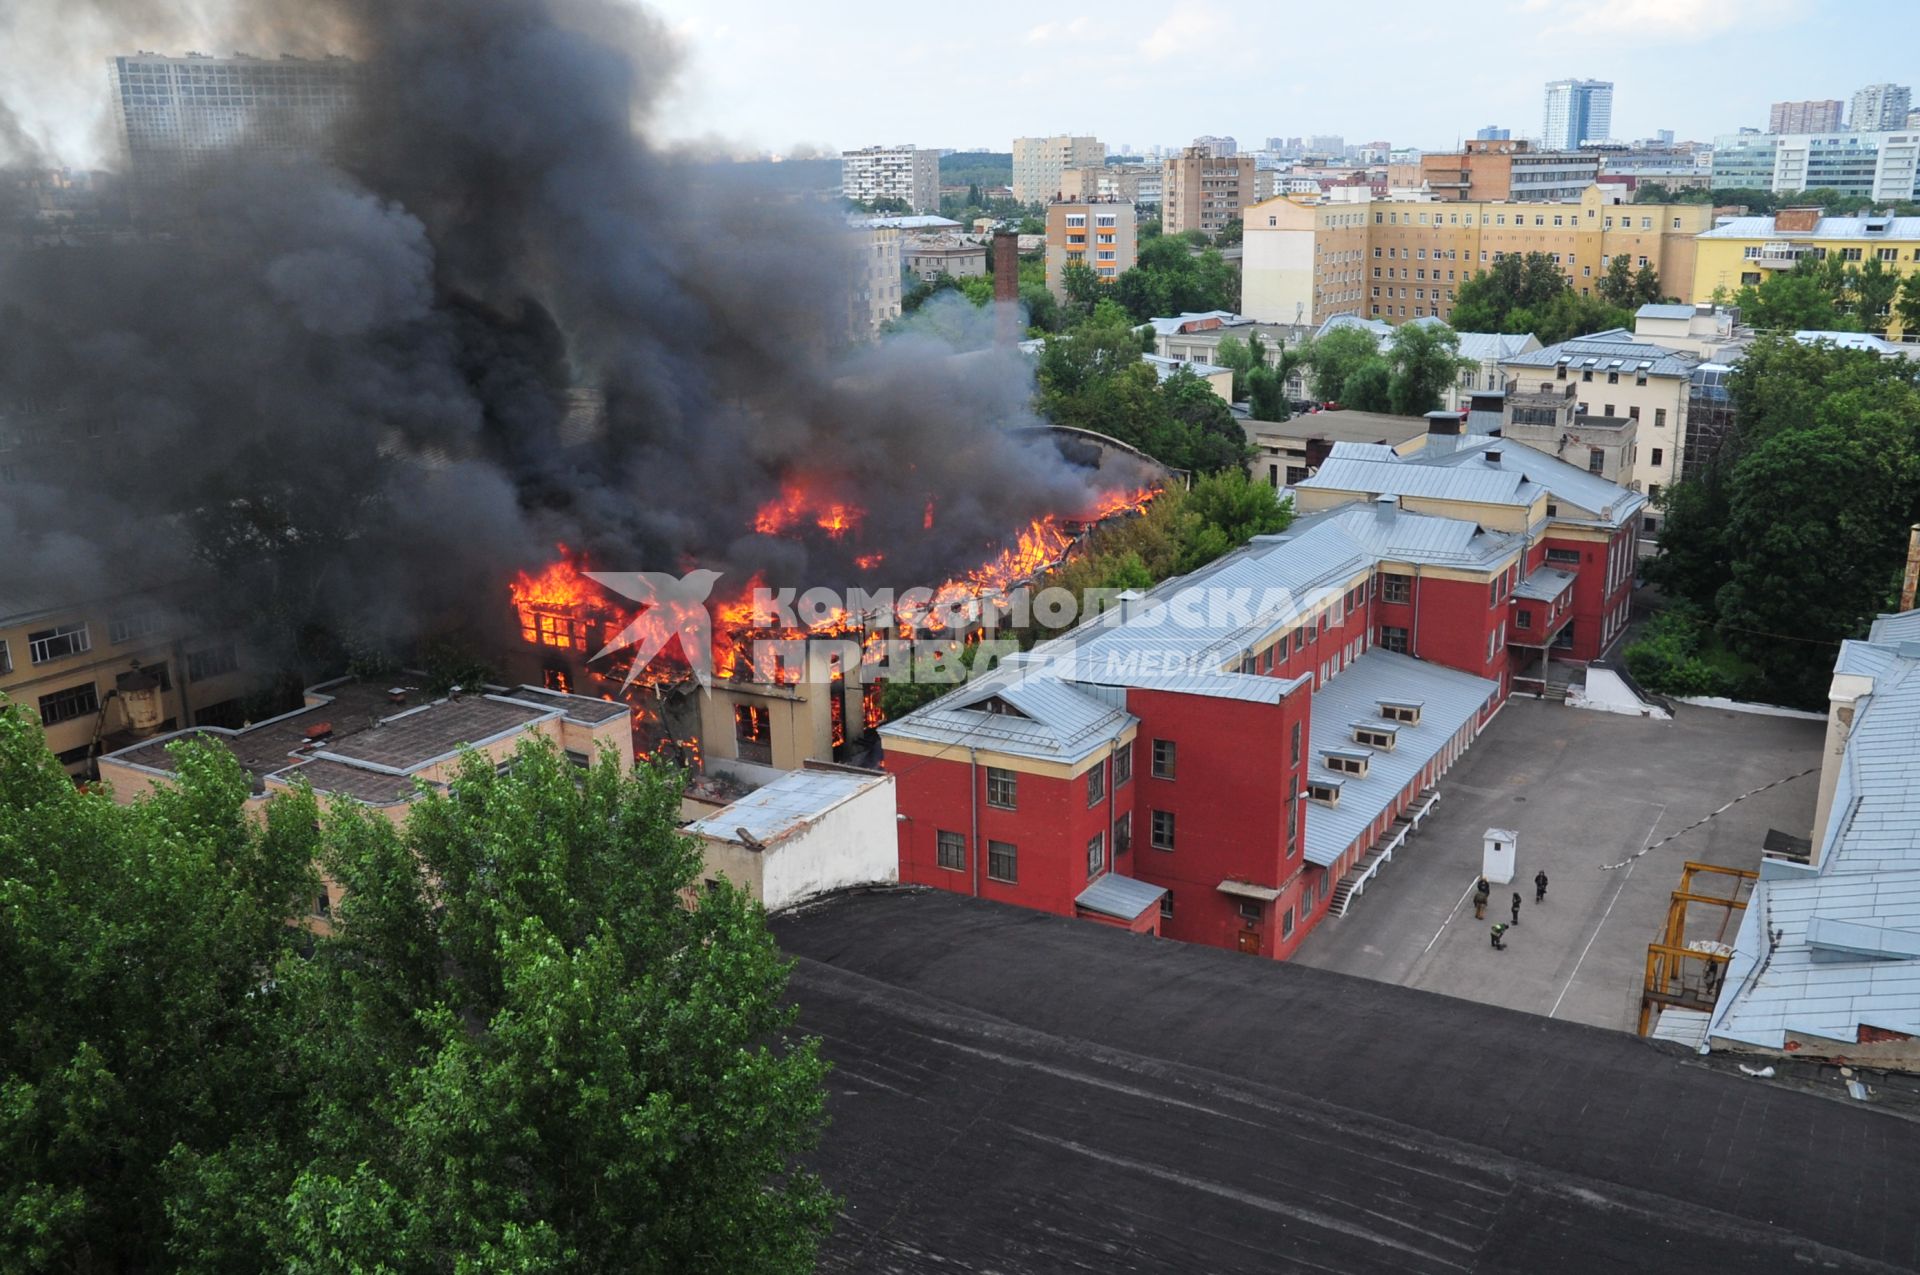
<box><xmin>585</xmin><ymin>569</ymin><xmax>725</xmax><ymax>691</ymax></box>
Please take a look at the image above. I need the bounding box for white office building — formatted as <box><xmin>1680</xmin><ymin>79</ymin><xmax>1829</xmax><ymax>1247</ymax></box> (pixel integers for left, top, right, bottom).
<box><xmin>1542</xmin><ymin>79</ymin><xmax>1614</xmax><ymax>149</ymax></box>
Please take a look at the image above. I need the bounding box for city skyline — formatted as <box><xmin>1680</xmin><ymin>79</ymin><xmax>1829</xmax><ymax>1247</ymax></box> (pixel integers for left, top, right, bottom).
<box><xmin>1</xmin><ymin>0</ymin><xmax>1915</xmax><ymax>168</ymax></box>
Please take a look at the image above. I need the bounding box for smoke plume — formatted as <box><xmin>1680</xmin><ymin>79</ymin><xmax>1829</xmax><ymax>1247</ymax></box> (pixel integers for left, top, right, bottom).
<box><xmin>0</xmin><ymin>0</ymin><xmax>1127</xmax><ymax>679</ymax></box>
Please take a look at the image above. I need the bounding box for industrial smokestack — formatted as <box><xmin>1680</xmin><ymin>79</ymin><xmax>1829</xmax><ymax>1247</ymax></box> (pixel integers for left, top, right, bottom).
<box><xmin>993</xmin><ymin>229</ymin><xmax>1019</xmax><ymax>348</ymax></box>
<box><xmin>1901</xmin><ymin>524</ymin><xmax>1920</xmax><ymax>613</ymax></box>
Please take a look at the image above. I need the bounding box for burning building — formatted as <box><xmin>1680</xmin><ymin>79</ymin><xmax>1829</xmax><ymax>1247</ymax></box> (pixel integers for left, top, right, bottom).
<box><xmin>500</xmin><ymin>464</ymin><xmax>1165</xmax><ymax>782</ymax></box>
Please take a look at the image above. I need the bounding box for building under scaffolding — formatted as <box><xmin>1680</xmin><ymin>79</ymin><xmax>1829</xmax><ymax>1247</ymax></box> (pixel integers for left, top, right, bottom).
<box><xmin>1639</xmin><ymin>861</ymin><xmax>1758</xmax><ymax>1040</ymax></box>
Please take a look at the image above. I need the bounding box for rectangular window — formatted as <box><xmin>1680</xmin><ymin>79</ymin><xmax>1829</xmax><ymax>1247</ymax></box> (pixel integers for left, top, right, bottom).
<box><xmin>1151</xmin><ymin>809</ymin><xmax>1176</xmax><ymax>850</ymax></box>
<box><xmin>1655</xmin><ymin>408</ymin><xmax>1667</xmax><ymax>428</ymax></box>
<box><xmin>936</xmin><ymin>830</ymin><xmax>966</xmax><ymax>872</ymax></box>
<box><xmin>1152</xmin><ymin>738</ymin><xmax>1176</xmax><ymax>779</ymax></box>
<box><xmin>1115</xmin><ymin>811</ymin><xmax>1133</xmax><ymax>855</ymax></box>
<box><xmin>1087</xmin><ymin>762</ymin><xmax>1105</xmax><ymax>807</ymax></box>
<box><xmin>186</xmin><ymin>642</ymin><xmax>238</xmax><ymax>681</ymax></box>
<box><xmin>38</xmin><ymin>682</ymin><xmax>99</xmax><ymax>727</ymax></box>
<box><xmin>1290</xmin><ymin>721</ymin><xmax>1302</xmax><ymax>766</ymax></box>
<box><xmin>28</xmin><ymin>621</ymin><xmax>91</xmax><ymax>665</ymax></box>
<box><xmin>1086</xmin><ymin>831</ymin><xmax>1106</xmax><ymax>878</ymax></box>
<box><xmin>733</xmin><ymin>703</ymin><xmax>772</xmax><ymax>762</ymax></box>
<box><xmin>1159</xmin><ymin>889</ymin><xmax>1173</xmax><ymax>919</ymax></box>
<box><xmin>0</xmin><ymin>639</ymin><xmax>9</xmax><ymax>676</ymax></box>
<box><xmin>986</xmin><ymin>767</ymin><xmax>1017</xmax><ymax>809</ymax></box>
<box><xmin>108</xmin><ymin>610</ymin><xmax>164</xmax><ymax>645</ymax></box>
<box><xmin>1546</xmin><ymin>547</ymin><xmax>1581</xmax><ymax>565</ymax></box>
<box><xmin>1651</xmin><ymin>447</ymin><xmax>1663</xmax><ymax>467</ymax></box>
<box><xmin>1380</xmin><ymin>625</ymin><xmax>1409</xmax><ymax>654</ymax></box>
<box><xmin>987</xmin><ymin>840</ymin><xmax>1018</xmax><ymax>882</ymax></box>
<box><xmin>1114</xmin><ymin>743</ymin><xmax>1132</xmax><ymax>786</ymax></box>
<box><xmin>1588</xmin><ymin>448</ymin><xmax>1605</xmax><ymax>474</ymax></box>
<box><xmin>1516</xmin><ymin>610</ymin><xmax>1532</xmax><ymax>630</ymax></box>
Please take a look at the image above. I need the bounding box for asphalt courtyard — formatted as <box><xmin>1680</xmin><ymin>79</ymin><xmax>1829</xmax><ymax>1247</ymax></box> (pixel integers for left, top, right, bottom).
<box><xmin>1293</xmin><ymin>696</ymin><xmax>1825</xmax><ymax>1032</ymax></box>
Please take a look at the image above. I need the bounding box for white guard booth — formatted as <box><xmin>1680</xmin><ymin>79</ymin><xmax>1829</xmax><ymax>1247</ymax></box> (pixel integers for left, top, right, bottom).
<box><xmin>1482</xmin><ymin>827</ymin><xmax>1518</xmax><ymax>885</ymax></box>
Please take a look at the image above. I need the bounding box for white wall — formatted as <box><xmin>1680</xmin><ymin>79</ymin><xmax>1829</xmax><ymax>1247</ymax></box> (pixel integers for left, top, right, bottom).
<box><xmin>1241</xmin><ymin>224</ymin><xmax>1317</xmax><ymax>324</ymax></box>
<box><xmin>759</xmin><ymin>774</ymin><xmax>898</xmax><ymax>910</ymax></box>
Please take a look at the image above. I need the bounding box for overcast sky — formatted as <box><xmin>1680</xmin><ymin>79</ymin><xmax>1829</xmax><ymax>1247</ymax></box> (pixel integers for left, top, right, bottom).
<box><xmin>644</xmin><ymin>0</ymin><xmax>1909</xmax><ymax>156</ymax></box>
<box><xmin>3</xmin><ymin>0</ymin><xmax>1912</xmax><ymax>168</ymax></box>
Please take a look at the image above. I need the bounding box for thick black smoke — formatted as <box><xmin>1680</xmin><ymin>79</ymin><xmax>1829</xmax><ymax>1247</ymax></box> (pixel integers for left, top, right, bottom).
<box><xmin>0</xmin><ymin>0</ymin><xmax>1127</xmax><ymax>679</ymax></box>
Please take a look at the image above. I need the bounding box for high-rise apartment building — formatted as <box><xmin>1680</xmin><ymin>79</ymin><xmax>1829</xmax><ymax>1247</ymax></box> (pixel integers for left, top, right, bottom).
<box><xmin>1011</xmin><ymin>135</ymin><xmax>1105</xmax><ymax>204</ymax></box>
<box><xmin>1191</xmin><ymin>134</ymin><xmax>1238</xmax><ymax>157</ymax></box>
<box><xmin>1850</xmin><ymin>83</ymin><xmax>1913</xmax><ymax>132</ymax></box>
<box><xmin>1162</xmin><ymin>147</ymin><xmax>1256</xmax><ymax>237</ymax></box>
<box><xmin>1060</xmin><ymin>164</ymin><xmax>1159</xmax><ymax>207</ymax></box>
<box><xmin>1769</xmin><ymin>100</ymin><xmax>1843</xmax><ymax>133</ymax></box>
<box><xmin>1475</xmin><ymin>126</ymin><xmax>1511</xmax><ymax>141</ymax></box>
<box><xmin>1044</xmin><ymin>197</ymin><xmax>1137</xmax><ymax>297</ymax></box>
<box><xmin>109</xmin><ymin>51</ymin><xmax>358</xmax><ymax>208</ymax></box>
<box><xmin>1542</xmin><ymin>79</ymin><xmax>1613</xmax><ymax>149</ymax></box>
<box><xmin>839</xmin><ymin>145</ymin><xmax>940</xmax><ymax>213</ymax></box>
<box><xmin>1241</xmin><ymin>184</ymin><xmax>1711</xmax><ymax>327</ymax></box>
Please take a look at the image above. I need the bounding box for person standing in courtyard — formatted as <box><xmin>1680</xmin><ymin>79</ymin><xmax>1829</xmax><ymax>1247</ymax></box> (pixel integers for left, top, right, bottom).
<box><xmin>1474</xmin><ymin>876</ymin><xmax>1491</xmax><ymax>919</ymax></box>
<box><xmin>1535</xmin><ymin>870</ymin><xmax>1548</xmax><ymax>904</ymax></box>
<box><xmin>1490</xmin><ymin>922</ymin><xmax>1507</xmax><ymax>950</ymax></box>
<box><xmin>1510</xmin><ymin>892</ymin><xmax>1521</xmax><ymax>925</ymax></box>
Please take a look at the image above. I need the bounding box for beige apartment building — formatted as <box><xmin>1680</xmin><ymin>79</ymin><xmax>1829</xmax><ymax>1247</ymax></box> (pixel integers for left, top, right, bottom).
<box><xmin>1</xmin><ymin>589</ymin><xmax>255</xmax><ymax>775</ymax></box>
<box><xmin>1162</xmin><ymin>147</ymin><xmax>1256</xmax><ymax>238</ymax></box>
<box><xmin>1012</xmin><ymin>135</ymin><xmax>1105</xmax><ymax>204</ymax></box>
<box><xmin>1045</xmin><ymin>197</ymin><xmax>1138</xmax><ymax>296</ymax></box>
<box><xmin>848</xmin><ymin>221</ymin><xmax>903</xmax><ymax>338</ymax></box>
<box><xmin>1242</xmin><ymin>184</ymin><xmax>1712</xmax><ymax>327</ymax></box>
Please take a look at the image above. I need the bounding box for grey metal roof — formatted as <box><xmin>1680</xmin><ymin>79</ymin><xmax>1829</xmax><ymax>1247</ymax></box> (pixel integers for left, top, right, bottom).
<box><xmin>1635</xmin><ymin>303</ymin><xmax>1697</xmax><ymax>321</ymax></box>
<box><xmin>1699</xmin><ymin>214</ymin><xmax>1920</xmax><ymax>241</ymax></box>
<box><xmin>685</xmin><ymin>768</ymin><xmax>886</xmax><ymax>846</ymax></box>
<box><xmin>1455</xmin><ymin>332</ymin><xmax>1541</xmax><ymax>362</ymax></box>
<box><xmin>1322</xmin><ymin>440</ymin><xmax>1403</xmax><ymax>463</ymax></box>
<box><xmin>1145</xmin><ymin>310</ymin><xmax>1247</xmax><ymax>336</ymax></box>
<box><xmin>1298</xmin><ymin>456</ymin><xmax>1546</xmax><ymax>507</ymax></box>
<box><xmin>1502</xmin><ymin>331</ymin><xmax>1699</xmax><ymax>380</ymax></box>
<box><xmin>1710</xmin><ymin>612</ymin><xmax>1920</xmax><ymax>1049</ymax></box>
<box><xmin>1513</xmin><ymin>566</ymin><xmax>1577</xmax><ymax>601</ymax></box>
<box><xmin>1313</xmin><ymin>314</ymin><xmax>1391</xmax><ymax>343</ymax></box>
<box><xmin>1301</xmin><ymin>650</ymin><xmax>1500</xmax><ymax>866</ymax></box>
<box><xmin>1075</xmin><ymin>872</ymin><xmax>1167</xmax><ymax>920</ymax></box>
<box><xmin>1413</xmin><ymin>437</ymin><xmax>1645</xmax><ymax>528</ymax></box>
<box><xmin>878</xmin><ymin>665</ymin><xmax>1137</xmax><ymax>765</ymax></box>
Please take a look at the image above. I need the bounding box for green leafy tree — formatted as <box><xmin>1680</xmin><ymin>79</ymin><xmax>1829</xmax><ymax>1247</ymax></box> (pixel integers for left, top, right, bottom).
<box><xmin>1247</xmin><ymin>363</ymin><xmax>1289</xmax><ymax>421</ymax></box>
<box><xmin>1897</xmin><ymin>271</ymin><xmax>1920</xmax><ymax>338</ymax></box>
<box><xmin>1214</xmin><ymin>335</ymin><xmax>1254</xmax><ymax>399</ymax></box>
<box><xmin>0</xmin><ymin>716</ymin><xmax>835</xmax><ymax>1272</ymax></box>
<box><xmin>1340</xmin><ymin>358</ymin><xmax>1394</xmax><ymax>412</ymax></box>
<box><xmin>1845</xmin><ymin>256</ymin><xmax>1901</xmax><ymax>332</ymax></box>
<box><xmin>1385</xmin><ymin>321</ymin><xmax>1470</xmax><ymax>416</ymax></box>
<box><xmin>1109</xmin><ymin>236</ymin><xmax>1235</xmax><ymax>322</ymax></box>
<box><xmin>1632</xmin><ymin>261</ymin><xmax>1664</xmax><ymax>305</ymax></box>
<box><xmin>1732</xmin><ymin>263</ymin><xmax>1856</xmax><ymax>332</ymax></box>
<box><xmin>1451</xmin><ymin>252</ymin><xmax>1629</xmax><ymax>341</ymax></box>
<box><xmin>1215</xmin><ymin>218</ymin><xmax>1244</xmax><ymax>246</ymax></box>
<box><xmin>1596</xmin><ymin>253</ymin><xmax>1637</xmax><ymax>306</ymax></box>
<box><xmin>1297</xmin><ymin>326</ymin><xmax>1380</xmax><ymax>403</ymax></box>
<box><xmin>1152</xmin><ymin>367</ymin><xmax>1253</xmax><ymax>474</ymax></box>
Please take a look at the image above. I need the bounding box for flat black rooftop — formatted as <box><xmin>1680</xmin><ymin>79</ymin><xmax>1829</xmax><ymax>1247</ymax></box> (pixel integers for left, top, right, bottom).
<box><xmin>775</xmin><ymin>889</ymin><xmax>1920</xmax><ymax>1274</ymax></box>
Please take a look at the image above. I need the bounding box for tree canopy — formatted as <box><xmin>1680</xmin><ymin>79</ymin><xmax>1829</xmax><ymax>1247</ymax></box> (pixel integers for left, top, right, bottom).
<box><xmin>1300</xmin><ymin>321</ymin><xmax>1469</xmax><ymax>415</ymax></box>
<box><xmin>0</xmin><ymin>714</ymin><xmax>834</xmax><ymax>1272</ymax></box>
<box><xmin>1035</xmin><ymin>301</ymin><xmax>1251</xmax><ymax>475</ymax></box>
<box><xmin>1449</xmin><ymin>252</ymin><xmax>1633</xmax><ymax>344</ymax></box>
<box><xmin>1729</xmin><ymin>255</ymin><xmax>1904</xmax><ymax>334</ymax></box>
<box><xmin>1644</xmin><ymin>334</ymin><xmax>1920</xmax><ymax>706</ymax></box>
<box><xmin>1110</xmin><ymin>236</ymin><xmax>1236</xmax><ymax>322</ymax></box>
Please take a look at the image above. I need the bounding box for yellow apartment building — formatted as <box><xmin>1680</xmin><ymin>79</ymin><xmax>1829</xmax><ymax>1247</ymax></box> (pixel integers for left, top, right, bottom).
<box><xmin>1243</xmin><ymin>185</ymin><xmax>1713</xmax><ymax>327</ymax></box>
<box><xmin>1690</xmin><ymin>209</ymin><xmax>1920</xmax><ymax>340</ymax></box>
<box><xmin>0</xmin><ymin>588</ymin><xmax>255</xmax><ymax>775</ymax></box>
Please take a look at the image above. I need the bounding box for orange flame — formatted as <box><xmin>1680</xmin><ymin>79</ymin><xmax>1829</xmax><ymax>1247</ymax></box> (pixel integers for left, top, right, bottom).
<box><xmin>754</xmin><ymin>484</ymin><xmax>865</xmax><ymax>540</ymax></box>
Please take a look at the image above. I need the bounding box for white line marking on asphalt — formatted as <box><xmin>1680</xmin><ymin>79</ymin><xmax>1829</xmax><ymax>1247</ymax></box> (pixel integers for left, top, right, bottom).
<box><xmin>1549</xmin><ymin>804</ymin><xmax>1666</xmax><ymax>1020</ymax></box>
<box><xmin>1421</xmin><ymin>878</ymin><xmax>1481</xmax><ymax>956</ymax></box>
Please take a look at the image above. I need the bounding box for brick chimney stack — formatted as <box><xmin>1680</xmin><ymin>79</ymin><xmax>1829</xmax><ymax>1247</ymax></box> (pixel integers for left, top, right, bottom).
<box><xmin>993</xmin><ymin>229</ymin><xmax>1020</xmax><ymax>348</ymax></box>
<box><xmin>1901</xmin><ymin>524</ymin><xmax>1920</xmax><ymax>613</ymax></box>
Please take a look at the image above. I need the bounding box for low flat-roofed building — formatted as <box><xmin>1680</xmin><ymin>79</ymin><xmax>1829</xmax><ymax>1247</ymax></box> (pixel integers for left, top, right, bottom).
<box><xmin>683</xmin><ymin>760</ymin><xmax>896</xmax><ymax>910</ymax></box>
<box><xmin>901</xmin><ymin>233</ymin><xmax>986</xmax><ymax>281</ymax></box>
<box><xmin>99</xmin><ymin>676</ymin><xmax>633</xmax><ymax>817</ymax></box>
<box><xmin>1243</xmin><ymin>409</ymin><xmax>1431</xmax><ymax>489</ymax></box>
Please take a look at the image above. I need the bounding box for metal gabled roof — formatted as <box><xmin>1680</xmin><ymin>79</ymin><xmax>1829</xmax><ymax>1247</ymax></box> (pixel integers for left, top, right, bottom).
<box><xmin>1502</xmin><ymin>332</ymin><xmax>1699</xmax><ymax>380</ymax></box>
<box><xmin>1414</xmin><ymin>437</ymin><xmax>1644</xmax><ymax>527</ymax></box>
<box><xmin>1299</xmin><ymin>456</ymin><xmax>1545</xmax><ymax>507</ymax></box>
<box><xmin>1301</xmin><ymin>650</ymin><xmax>1499</xmax><ymax>866</ymax></box>
<box><xmin>878</xmin><ymin>666</ymin><xmax>1136</xmax><ymax>765</ymax></box>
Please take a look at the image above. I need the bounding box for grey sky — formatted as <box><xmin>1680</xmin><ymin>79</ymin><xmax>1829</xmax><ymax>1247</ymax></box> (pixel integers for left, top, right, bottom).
<box><xmin>644</xmin><ymin>0</ymin><xmax>1908</xmax><ymax>156</ymax></box>
<box><xmin>3</xmin><ymin>0</ymin><xmax>1911</xmax><ymax>167</ymax></box>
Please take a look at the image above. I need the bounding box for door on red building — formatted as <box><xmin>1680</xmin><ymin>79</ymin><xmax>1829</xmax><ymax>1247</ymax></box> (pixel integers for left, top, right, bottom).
<box><xmin>1236</xmin><ymin>927</ymin><xmax>1261</xmax><ymax>955</ymax></box>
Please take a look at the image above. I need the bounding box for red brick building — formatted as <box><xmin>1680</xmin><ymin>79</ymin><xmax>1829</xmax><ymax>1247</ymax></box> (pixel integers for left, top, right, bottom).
<box><xmin>881</xmin><ymin>431</ymin><xmax>1643</xmax><ymax>959</ymax></box>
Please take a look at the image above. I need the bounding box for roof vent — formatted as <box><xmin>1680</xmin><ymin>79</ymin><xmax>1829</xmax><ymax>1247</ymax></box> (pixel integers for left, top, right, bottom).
<box><xmin>1374</xmin><ymin>494</ymin><xmax>1398</xmax><ymax>520</ymax></box>
<box><xmin>1484</xmin><ymin>448</ymin><xmax>1503</xmax><ymax>464</ymax></box>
